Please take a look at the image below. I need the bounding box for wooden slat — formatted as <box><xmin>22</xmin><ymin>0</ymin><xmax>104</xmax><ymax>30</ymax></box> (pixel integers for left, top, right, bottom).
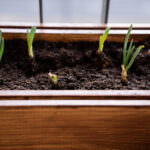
<box><xmin>0</xmin><ymin>106</ymin><xmax>150</xmax><ymax>150</ymax></box>
<box><xmin>0</xmin><ymin>90</ymin><xmax>149</xmax><ymax>100</ymax></box>
<box><xmin>0</xmin><ymin>100</ymin><xmax>150</xmax><ymax>107</ymax></box>
<box><xmin>2</xmin><ymin>28</ymin><xmax>150</xmax><ymax>42</ymax></box>
<box><xmin>1</xmin><ymin>22</ymin><xmax>150</xmax><ymax>30</ymax></box>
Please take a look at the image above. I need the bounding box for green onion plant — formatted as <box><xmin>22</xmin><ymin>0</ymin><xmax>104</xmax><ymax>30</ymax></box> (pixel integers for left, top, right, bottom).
<box><xmin>121</xmin><ymin>24</ymin><xmax>144</xmax><ymax>82</ymax></box>
<box><xmin>97</xmin><ymin>27</ymin><xmax>110</xmax><ymax>55</ymax></box>
<box><xmin>27</xmin><ymin>26</ymin><xmax>36</xmax><ymax>59</ymax></box>
<box><xmin>0</xmin><ymin>30</ymin><xmax>4</xmax><ymax>62</ymax></box>
<box><xmin>48</xmin><ymin>72</ymin><xmax>58</xmax><ymax>85</ymax></box>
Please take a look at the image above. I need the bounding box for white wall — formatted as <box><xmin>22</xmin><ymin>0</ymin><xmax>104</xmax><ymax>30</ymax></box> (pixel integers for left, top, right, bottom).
<box><xmin>109</xmin><ymin>0</ymin><xmax>150</xmax><ymax>23</ymax></box>
<box><xmin>0</xmin><ymin>0</ymin><xmax>39</xmax><ymax>23</ymax></box>
<box><xmin>0</xmin><ymin>0</ymin><xmax>150</xmax><ymax>24</ymax></box>
<box><xmin>43</xmin><ymin>0</ymin><xmax>103</xmax><ymax>23</ymax></box>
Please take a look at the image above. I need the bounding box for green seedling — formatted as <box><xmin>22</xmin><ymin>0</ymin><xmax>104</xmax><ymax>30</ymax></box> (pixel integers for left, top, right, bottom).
<box><xmin>0</xmin><ymin>30</ymin><xmax>4</xmax><ymax>62</ymax></box>
<box><xmin>97</xmin><ymin>27</ymin><xmax>110</xmax><ymax>55</ymax></box>
<box><xmin>121</xmin><ymin>24</ymin><xmax>144</xmax><ymax>82</ymax></box>
<box><xmin>27</xmin><ymin>26</ymin><xmax>36</xmax><ymax>59</ymax></box>
<box><xmin>48</xmin><ymin>72</ymin><xmax>58</xmax><ymax>85</ymax></box>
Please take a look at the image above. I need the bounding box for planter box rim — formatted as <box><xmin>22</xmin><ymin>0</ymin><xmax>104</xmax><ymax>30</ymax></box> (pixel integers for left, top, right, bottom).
<box><xmin>0</xmin><ymin>99</ymin><xmax>150</xmax><ymax>107</ymax></box>
<box><xmin>0</xmin><ymin>90</ymin><xmax>149</xmax><ymax>100</ymax></box>
<box><xmin>2</xmin><ymin>27</ymin><xmax>150</xmax><ymax>42</ymax></box>
<box><xmin>1</xmin><ymin>23</ymin><xmax>150</xmax><ymax>30</ymax></box>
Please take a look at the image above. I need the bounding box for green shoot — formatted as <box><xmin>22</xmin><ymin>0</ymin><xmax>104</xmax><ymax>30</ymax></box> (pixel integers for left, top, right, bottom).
<box><xmin>123</xmin><ymin>24</ymin><xmax>133</xmax><ymax>65</ymax></box>
<box><xmin>48</xmin><ymin>72</ymin><xmax>58</xmax><ymax>85</ymax></box>
<box><xmin>0</xmin><ymin>30</ymin><xmax>4</xmax><ymax>62</ymax></box>
<box><xmin>27</xmin><ymin>26</ymin><xmax>36</xmax><ymax>59</ymax></box>
<box><xmin>121</xmin><ymin>24</ymin><xmax>144</xmax><ymax>82</ymax></box>
<box><xmin>97</xmin><ymin>27</ymin><xmax>110</xmax><ymax>55</ymax></box>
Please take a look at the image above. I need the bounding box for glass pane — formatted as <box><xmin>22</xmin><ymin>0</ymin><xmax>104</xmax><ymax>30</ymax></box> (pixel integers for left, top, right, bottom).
<box><xmin>0</xmin><ymin>0</ymin><xmax>39</xmax><ymax>23</ymax></box>
<box><xmin>43</xmin><ymin>0</ymin><xmax>103</xmax><ymax>23</ymax></box>
<box><xmin>109</xmin><ymin>0</ymin><xmax>150</xmax><ymax>23</ymax></box>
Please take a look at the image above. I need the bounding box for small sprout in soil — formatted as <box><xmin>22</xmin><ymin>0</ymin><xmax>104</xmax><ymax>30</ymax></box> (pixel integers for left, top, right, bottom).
<box><xmin>121</xmin><ymin>24</ymin><xmax>144</xmax><ymax>83</ymax></box>
<box><xmin>97</xmin><ymin>27</ymin><xmax>110</xmax><ymax>55</ymax></box>
<box><xmin>0</xmin><ymin>30</ymin><xmax>4</xmax><ymax>62</ymax></box>
<box><xmin>48</xmin><ymin>72</ymin><xmax>58</xmax><ymax>85</ymax></box>
<box><xmin>27</xmin><ymin>26</ymin><xmax>36</xmax><ymax>59</ymax></box>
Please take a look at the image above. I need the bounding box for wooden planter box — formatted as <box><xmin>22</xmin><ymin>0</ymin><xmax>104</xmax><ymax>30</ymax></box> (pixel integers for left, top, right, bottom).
<box><xmin>0</xmin><ymin>24</ymin><xmax>150</xmax><ymax>150</ymax></box>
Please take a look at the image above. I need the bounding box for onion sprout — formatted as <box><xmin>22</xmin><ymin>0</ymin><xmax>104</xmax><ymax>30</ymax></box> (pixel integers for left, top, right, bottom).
<box><xmin>121</xmin><ymin>24</ymin><xmax>144</xmax><ymax>82</ymax></box>
<box><xmin>27</xmin><ymin>26</ymin><xmax>36</xmax><ymax>59</ymax></box>
<box><xmin>48</xmin><ymin>72</ymin><xmax>58</xmax><ymax>85</ymax></box>
<box><xmin>97</xmin><ymin>27</ymin><xmax>110</xmax><ymax>55</ymax></box>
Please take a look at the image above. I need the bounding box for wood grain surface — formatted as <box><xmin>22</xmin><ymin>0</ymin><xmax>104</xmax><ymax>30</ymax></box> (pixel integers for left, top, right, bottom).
<box><xmin>2</xmin><ymin>28</ymin><xmax>150</xmax><ymax>42</ymax></box>
<box><xmin>0</xmin><ymin>106</ymin><xmax>150</xmax><ymax>150</ymax></box>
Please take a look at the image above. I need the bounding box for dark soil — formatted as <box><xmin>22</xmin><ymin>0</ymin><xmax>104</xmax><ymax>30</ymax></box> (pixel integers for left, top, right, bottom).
<box><xmin>0</xmin><ymin>39</ymin><xmax>149</xmax><ymax>90</ymax></box>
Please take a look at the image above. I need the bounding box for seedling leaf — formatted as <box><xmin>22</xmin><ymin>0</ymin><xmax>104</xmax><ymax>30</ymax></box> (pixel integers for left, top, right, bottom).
<box><xmin>124</xmin><ymin>39</ymin><xmax>134</xmax><ymax>66</ymax></box>
<box><xmin>98</xmin><ymin>27</ymin><xmax>110</xmax><ymax>53</ymax></box>
<box><xmin>126</xmin><ymin>45</ymin><xmax>144</xmax><ymax>72</ymax></box>
<box><xmin>27</xmin><ymin>26</ymin><xmax>36</xmax><ymax>58</ymax></box>
<box><xmin>123</xmin><ymin>24</ymin><xmax>132</xmax><ymax>64</ymax></box>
